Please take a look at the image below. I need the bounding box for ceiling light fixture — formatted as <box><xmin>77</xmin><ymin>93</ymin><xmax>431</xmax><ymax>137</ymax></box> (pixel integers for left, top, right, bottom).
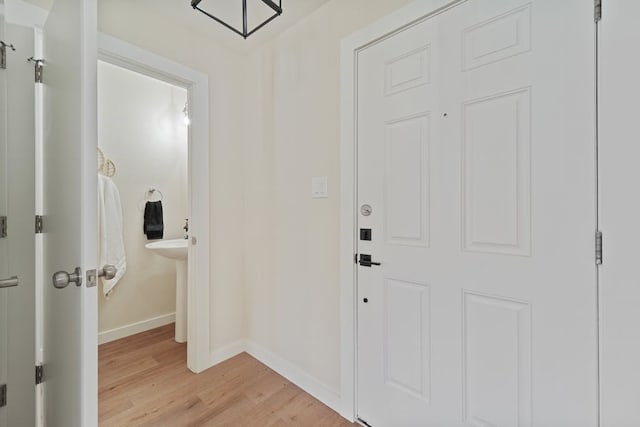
<box><xmin>190</xmin><ymin>0</ymin><xmax>283</xmax><ymax>39</ymax></box>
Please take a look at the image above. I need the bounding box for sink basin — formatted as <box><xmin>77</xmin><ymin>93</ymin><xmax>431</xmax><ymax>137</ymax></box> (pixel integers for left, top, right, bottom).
<box><xmin>145</xmin><ymin>238</ymin><xmax>187</xmax><ymax>260</ymax></box>
<box><xmin>145</xmin><ymin>238</ymin><xmax>189</xmax><ymax>343</ymax></box>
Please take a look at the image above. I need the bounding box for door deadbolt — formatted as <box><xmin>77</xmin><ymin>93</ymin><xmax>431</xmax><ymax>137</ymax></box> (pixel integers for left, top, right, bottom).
<box><xmin>360</xmin><ymin>204</ymin><xmax>373</xmax><ymax>216</ymax></box>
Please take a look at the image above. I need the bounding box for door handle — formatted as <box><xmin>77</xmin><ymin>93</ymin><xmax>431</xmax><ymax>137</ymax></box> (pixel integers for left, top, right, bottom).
<box><xmin>359</xmin><ymin>254</ymin><xmax>381</xmax><ymax>267</ymax></box>
<box><xmin>0</xmin><ymin>276</ymin><xmax>19</xmax><ymax>288</ymax></box>
<box><xmin>52</xmin><ymin>267</ymin><xmax>82</xmax><ymax>289</ymax></box>
<box><xmin>98</xmin><ymin>265</ymin><xmax>117</xmax><ymax>280</ymax></box>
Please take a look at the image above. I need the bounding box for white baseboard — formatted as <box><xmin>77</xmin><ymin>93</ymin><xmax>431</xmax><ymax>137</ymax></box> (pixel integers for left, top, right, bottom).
<box><xmin>100</xmin><ymin>326</ymin><xmax>344</xmax><ymax>417</ymax></box>
<box><xmin>208</xmin><ymin>340</ymin><xmax>247</xmax><ymax>366</ymax></box>
<box><xmin>245</xmin><ymin>341</ymin><xmax>342</xmax><ymax>414</ymax></box>
<box><xmin>205</xmin><ymin>340</ymin><xmax>342</xmax><ymax>416</ymax></box>
<box><xmin>98</xmin><ymin>312</ymin><xmax>176</xmax><ymax>345</ymax></box>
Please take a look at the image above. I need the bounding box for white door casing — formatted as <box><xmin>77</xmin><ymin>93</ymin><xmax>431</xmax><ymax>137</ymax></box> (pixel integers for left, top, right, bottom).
<box><xmin>97</xmin><ymin>33</ymin><xmax>211</xmax><ymax>373</ymax></box>
<box><xmin>42</xmin><ymin>0</ymin><xmax>98</xmax><ymax>425</ymax></box>
<box><xmin>343</xmin><ymin>0</ymin><xmax>598</xmax><ymax>425</ymax></box>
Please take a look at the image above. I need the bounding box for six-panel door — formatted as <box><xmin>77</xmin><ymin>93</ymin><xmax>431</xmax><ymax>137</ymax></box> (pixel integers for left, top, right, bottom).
<box><xmin>356</xmin><ymin>1</ymin><xmax>598</xmax><ymax>425</ymax></box>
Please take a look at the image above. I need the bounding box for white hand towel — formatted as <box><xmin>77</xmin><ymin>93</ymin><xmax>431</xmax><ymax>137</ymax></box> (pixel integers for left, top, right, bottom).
<box><xmin>98</xmin><ymin>175</ymin><xmax>127</xmax><ymax>297</ymax></box>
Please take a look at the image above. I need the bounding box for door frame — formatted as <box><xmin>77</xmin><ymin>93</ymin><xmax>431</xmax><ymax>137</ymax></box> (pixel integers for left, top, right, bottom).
<box><xmin>98</xmin><ymin>34</ymin><xmax>211</xmax><ymax>373</ymax></box>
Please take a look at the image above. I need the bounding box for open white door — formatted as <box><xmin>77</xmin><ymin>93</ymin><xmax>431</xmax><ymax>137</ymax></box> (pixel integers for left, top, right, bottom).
<box><xmin>42</xmin><ymin>0</ymin><xmax>97</xmax><ymax>425</ymax></box>
<box><xmin>0</xmin><ymin>9</ymin><xmax>36</xmax><ymax>427</ymax></box>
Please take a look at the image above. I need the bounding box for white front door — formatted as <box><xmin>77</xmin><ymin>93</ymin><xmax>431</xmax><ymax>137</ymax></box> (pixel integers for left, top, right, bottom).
<box><xmin>0</xmin><ymin>11</ymin><xmax>37</xmax><ymax>427</ymax></box>
<box><xmin>42</xmin><ymin>0</ymin><xmax>98</xmax><ymax>425</ymax></box>
<box><xmin>356</xmin><ymin>1</ymin><xmax>597</xmax><ymax>425</ymax></box>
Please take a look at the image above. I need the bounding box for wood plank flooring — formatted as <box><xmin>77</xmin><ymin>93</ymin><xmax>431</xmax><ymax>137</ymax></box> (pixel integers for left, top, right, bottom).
<box><xmin>99</xmin><ymin>324</ymin><xmax>355</xmax><ymax>426</ymax></box>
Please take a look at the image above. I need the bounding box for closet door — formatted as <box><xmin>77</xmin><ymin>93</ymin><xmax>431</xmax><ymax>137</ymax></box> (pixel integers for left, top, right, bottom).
<box><xmin>0</xmin><ymin>12</ymin><xmax>36</xmax><ymax>427</ymax></box>
<box><xmin>0</xmin><ymin>7</ymin><xmax>8</xmax><ymax>424</ymax></box>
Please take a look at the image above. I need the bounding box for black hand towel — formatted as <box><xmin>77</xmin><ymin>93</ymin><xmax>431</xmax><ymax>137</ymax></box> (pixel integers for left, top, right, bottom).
<box><xmin>144</xmin><ymin>201</ymin><xmax>164</xmax><ymax>240</ymax></box>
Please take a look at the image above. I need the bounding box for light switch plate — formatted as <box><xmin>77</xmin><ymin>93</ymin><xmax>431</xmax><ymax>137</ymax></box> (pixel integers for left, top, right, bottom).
<box><xmin>312</xmin><ymin>176</ymin><xmax>328</xmax><ymax>198</ymax></box>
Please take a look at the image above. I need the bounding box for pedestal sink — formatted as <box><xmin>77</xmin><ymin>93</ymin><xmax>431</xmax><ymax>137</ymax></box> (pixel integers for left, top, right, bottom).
<box><xmin>145</xmin><ymin>238</ymin><xmax>188</xmax><ymax>343</ymax></box>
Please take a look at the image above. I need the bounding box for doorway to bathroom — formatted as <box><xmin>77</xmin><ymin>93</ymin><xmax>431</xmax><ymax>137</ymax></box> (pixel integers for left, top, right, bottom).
<box><xmin>97</xmin><ymin>34</ymin><xmax>212</xmax><ymax>374</ymax></box>
<box><xmin>97</xmin><ymin>59</ymin><xmax>189</xmax><ymax>345</ymax></box>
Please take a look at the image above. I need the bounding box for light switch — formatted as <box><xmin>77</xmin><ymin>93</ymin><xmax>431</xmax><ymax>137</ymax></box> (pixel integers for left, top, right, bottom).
<box><xmin>312</xmin><ymin>176</ymin><xmax>328</xmax><ymax>198</ymax></box>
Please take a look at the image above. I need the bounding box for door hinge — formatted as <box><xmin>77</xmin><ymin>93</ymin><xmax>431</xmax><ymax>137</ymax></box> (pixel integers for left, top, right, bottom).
<box><xmin>596</xmin><ymin>231</ymin><xmax>603</xmax><ymax>265</ymax></box>
<box><xmin>0</xmin><ymin>216</ymin><xmax>7</xmax><ymax>238</ymax></box>
<box><xmin>0</xmin><ymin>384</ymin><xmax>6</xmax><ymax>408</ymax></box>
<box><xmin>354</xmin><ymin>253</ymin><xmax>358</xmax><ymax>264</ymax></box>
<box><xmin>595</xmin><ymin>0</ymin><xmax>602</xmax><ymax>22</ymax></box>
<box><xmin>35</xmin><ymin>215</ymin><xmax>43</xmax><ymax>234</ymax></box>
<box><xmin>0</xmin><ymin>41</ymin><xmax>15</xmax><ymax>70</ymax></box>
<box><xmin>35</xmin><ymin>364</ymin><xmax>44</xmax><ymax>385</ymax></box>
<box><xmin>28</xmin><ymin>57</ymin><xmax>44</xmax><ymax>83</ymax></box>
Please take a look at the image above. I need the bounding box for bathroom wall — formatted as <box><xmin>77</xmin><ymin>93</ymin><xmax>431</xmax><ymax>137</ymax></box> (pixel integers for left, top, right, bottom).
<box><xmin>97</xmin><ymin>60</ymin><xmax>188</xmax><ymax>339</ymax></box>
<box><xmin>98</xmin><ymin>0</ymin><xmax>249</xmax><ymax>352</ymax></box>
<box><xmin>243</xmin><ymin>0</ymin><xmax>414</xmax><ymax>396</ymax></box>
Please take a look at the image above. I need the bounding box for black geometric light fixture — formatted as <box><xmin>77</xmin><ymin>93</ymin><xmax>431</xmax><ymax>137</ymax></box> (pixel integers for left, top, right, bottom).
<box><xmin>191</xmin><ymin>0</ymin><xmax>283</xmax><ymax>39</ymax></box>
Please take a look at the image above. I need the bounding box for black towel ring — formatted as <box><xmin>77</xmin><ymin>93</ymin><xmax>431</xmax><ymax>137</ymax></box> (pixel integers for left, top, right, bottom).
<box><xmin>146</xmin><ymin>188</ymin><xmax>163</xmax><ymax>202</ymax></box>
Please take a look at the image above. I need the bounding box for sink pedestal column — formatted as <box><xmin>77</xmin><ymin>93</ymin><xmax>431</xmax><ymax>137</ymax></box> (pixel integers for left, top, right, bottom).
<box><xmin>175</xmin><ymin>260</ymin><xmax>188</xmax><ymax>343</ymax></box>
<box><xmin>144</xmin><ymin>238</ymin><xmax>189</xmax><ymax>343</ymax></box>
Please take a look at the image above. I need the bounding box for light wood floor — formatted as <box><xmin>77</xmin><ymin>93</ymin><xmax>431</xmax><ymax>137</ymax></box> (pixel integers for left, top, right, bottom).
<box><xmin>99</xmin><ymin>324</ymin><xmax>355</xmax><ymax>426</ymax></box>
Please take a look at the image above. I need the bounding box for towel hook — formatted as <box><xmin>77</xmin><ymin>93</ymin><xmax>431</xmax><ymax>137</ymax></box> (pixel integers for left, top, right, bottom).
<box><xmin>146</xmin><ymin>188</ymin><xmax>163</xmax><ymax>202</ymax></box>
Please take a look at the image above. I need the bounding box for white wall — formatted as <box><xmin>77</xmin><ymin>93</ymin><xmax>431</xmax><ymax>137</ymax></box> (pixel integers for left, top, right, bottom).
<box><xmin>243</xmin><ymin>0</ymin><xmax>414</xmax><ymax>394</ymax></box>
<box><xmin>97</xmin><ymin>60</ymin><xmax>188</xmax><ymax>335</ymax></box>
<box><xmin>99</xmin><ymin>0</ymin><xmax>249</xmax><ymax>353</ymax></box>
<box><xmin>100</xmin><ymin>0</ymin><xmax>413</xmax><ymax>405</ymax></box>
